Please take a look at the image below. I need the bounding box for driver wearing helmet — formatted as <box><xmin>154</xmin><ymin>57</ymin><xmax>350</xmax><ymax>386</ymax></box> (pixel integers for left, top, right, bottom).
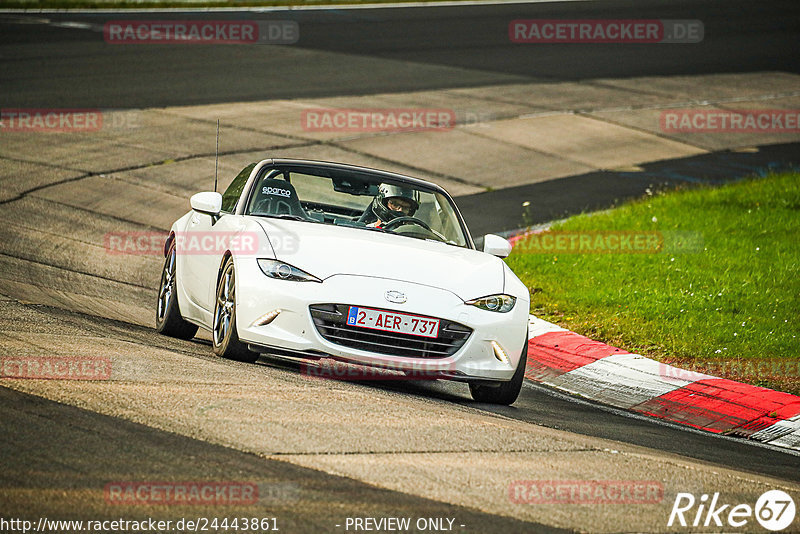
<box><xmin>360</xmin><ymin>183</ymin><xmax>420</xmax><ymax>228</ymax></box>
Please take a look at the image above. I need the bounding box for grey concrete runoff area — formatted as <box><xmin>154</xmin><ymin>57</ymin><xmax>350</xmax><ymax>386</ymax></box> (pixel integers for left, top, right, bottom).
<box><xmin>2</xmin><ymin>1</ymin><xmax>800</xmax><ymax>531</ymax></box>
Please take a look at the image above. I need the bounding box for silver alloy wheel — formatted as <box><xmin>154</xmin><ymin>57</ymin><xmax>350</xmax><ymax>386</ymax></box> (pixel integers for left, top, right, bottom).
<box><xmin>157</xmin><ymin>247</ymin><xmax>175</xmax><ymax>322</ymax></box>
<box><xmin>213</xmin><ymin>264</ymin><xmax>235</xmax><ymax>346</ymax></box>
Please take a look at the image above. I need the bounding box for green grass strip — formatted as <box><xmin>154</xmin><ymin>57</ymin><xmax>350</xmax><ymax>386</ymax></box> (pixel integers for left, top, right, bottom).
<box><xmin>508</xmin><ymin>171</ymin><xmax>800</xmax><ymax>394</ymax></box>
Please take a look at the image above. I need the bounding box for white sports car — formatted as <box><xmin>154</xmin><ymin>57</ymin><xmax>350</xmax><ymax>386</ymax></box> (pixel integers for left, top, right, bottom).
<box><xmin>156</xmin><ymin>159</ymin><xmax>530</xmax><ymax>404</ymax></box>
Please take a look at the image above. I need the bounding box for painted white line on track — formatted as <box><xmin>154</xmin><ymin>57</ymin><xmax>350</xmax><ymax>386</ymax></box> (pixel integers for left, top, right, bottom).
<box><xmin>49</xmin><ymin>20</ymin><xmax>94</xmax><ymax>28</ymax></box>
<box><xmin>752</xmin><ymin>415</ymin><xmax>800</xmax><ymax>448</ymax></box>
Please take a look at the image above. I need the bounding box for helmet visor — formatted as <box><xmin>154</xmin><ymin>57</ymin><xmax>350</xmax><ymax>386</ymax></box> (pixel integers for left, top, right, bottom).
<box><xmin>386</xmin><ymin>197</ymin><xmax>415</xmax><ymax>216</ymax></box>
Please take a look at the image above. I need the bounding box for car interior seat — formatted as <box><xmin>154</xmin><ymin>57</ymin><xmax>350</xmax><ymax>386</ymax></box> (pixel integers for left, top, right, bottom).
<box><xmin>250</xmin><ymin>178</ymin><xmax>309</xmax><ymax>219</ymax></box>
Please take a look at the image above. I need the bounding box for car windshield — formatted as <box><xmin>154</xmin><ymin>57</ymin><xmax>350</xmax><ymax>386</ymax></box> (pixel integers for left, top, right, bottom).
<box><xmin>244</xmin><ymin>166</ymin><xmax>470</xmax><ymax>248</ymax></box>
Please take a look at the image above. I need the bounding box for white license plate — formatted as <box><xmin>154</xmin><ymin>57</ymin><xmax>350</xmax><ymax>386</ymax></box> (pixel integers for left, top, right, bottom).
<box><xmin>346</xmin><ymin>306</ymin><xmax>440</xmax><ymax>338</ymax></box>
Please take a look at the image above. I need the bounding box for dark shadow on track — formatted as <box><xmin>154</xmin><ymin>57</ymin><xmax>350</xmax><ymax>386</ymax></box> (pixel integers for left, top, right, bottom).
<box><xmin>0</xmin><ymin>386</ymin><xmax>567</xmax><ymax>532</ymax></box>
<box><xmin>1</xmin><ymin>0</ymin><xmax>798</xmax><ymax>108</ymax></box>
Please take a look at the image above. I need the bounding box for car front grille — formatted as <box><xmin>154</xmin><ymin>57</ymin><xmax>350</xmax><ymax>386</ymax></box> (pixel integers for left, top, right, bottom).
<box><xmin>309</xmin><ymin>304</ymin><xmax>472</xmax><ymax>359</ymax></box>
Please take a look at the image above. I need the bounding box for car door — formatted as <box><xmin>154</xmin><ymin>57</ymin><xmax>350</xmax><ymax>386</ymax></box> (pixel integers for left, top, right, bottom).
<box><xmin>183</xmin><ymin>163</ymin><xmax>257</xmax><ymax>319</ymax></box>
<box><xmin>180</xmin><ymin>209</ymin><xmax>218</xmax><ymax>314</ymax></box>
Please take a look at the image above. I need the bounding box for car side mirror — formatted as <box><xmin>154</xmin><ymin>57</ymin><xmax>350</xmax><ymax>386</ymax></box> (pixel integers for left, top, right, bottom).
<box><xmin>483</xmin><ymin>234</ymin><xmax>512</xmax><ymax>258</ymax></box>
<box><xmin>190</xmin><ymin>192</ymin><xmax>223</xmax><ymax>216</ymax></box>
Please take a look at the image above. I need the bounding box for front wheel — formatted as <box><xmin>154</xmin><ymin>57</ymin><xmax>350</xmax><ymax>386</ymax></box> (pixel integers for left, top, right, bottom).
<box><xmin>469</xmin><ymin>335</ymin><xmax>528</xmax><ymax>405</ymax></box>
<box><xmin>156</xmin><ymin>241</ymin><xmax>199</xmax><ymax>340</ymax></box>
<box><xmin>212</xmin><ymin>257</ymin><xmax>259</xmax><ymax>363</ymax></box>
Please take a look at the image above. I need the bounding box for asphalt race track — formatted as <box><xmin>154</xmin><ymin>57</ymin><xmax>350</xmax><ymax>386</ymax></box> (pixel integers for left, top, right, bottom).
<box><xmin>1</xmin><ymin>1</ymin><xmax>800</xmax><ymax>532</ymax></box>
<box><xmin>2</xmin><ymin>0</ymin><xmax>800</xmax><ymax>108</ymax></box>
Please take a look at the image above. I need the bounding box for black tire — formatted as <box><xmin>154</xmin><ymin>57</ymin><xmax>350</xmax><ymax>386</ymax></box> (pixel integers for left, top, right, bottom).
<box><xmin>212</xmin><ymin>257</ymin><xmax>259</xmax><ymax>363</ymax></box>
<box><xmin>469</xmin><ymin>333</ymin><xmax>528</xmax><ymax>405</ymax></box>
<box><xmin>156</xmin><ymin>241</ymin><xmax>199</xmax><ymax>340</ymax></box>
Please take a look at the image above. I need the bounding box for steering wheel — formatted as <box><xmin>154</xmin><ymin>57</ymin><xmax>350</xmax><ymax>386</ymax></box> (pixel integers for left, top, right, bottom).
<box><xmin>382</xmin><ymin>216</ymin><xmax>434</xmax><ymax>233</ymax></box>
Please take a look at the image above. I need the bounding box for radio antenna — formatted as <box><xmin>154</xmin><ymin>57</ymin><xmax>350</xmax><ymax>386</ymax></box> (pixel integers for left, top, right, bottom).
<box><xmin>214</xmin><ymin>119</ymin><xmax>220</xmax><ymax>192</ymax></box>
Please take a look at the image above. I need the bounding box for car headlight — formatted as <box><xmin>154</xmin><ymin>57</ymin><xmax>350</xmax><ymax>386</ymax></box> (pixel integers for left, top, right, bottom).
<box><xmin>257</xmin><ymin>259</ymin><xmax>321</xmax><ymax>283</ymax></box>
<box><xmin>465</xmin><ymin>294</ymin><xmax>516</xmax><ymax>313</ymax></box>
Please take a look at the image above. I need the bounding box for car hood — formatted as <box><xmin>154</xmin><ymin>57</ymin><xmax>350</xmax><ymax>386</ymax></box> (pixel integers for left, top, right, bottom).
<box><xmin>253</xmin><ymin>218</ymin><xmax>505</xmax><ymax>300</ymax></box>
